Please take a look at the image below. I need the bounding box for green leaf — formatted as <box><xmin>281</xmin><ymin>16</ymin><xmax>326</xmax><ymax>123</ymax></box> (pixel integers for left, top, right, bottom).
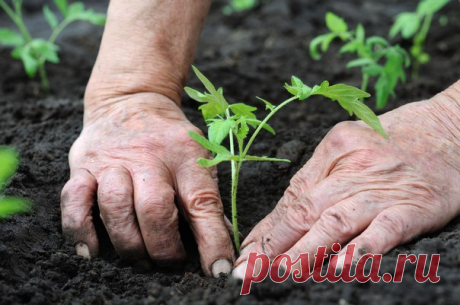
<box><xmin>68</xmin><ymin>2</ymin><xmax>85</xmax><ymax>17</ymax></box>
<box><xmin>390</xmin><ymin>13</ymin><xmax>420</xmax><ymax>39</ymax></box>
<box><xmin>30</xmin><ymin>39</ymin><xmax>60</xmax><ymax>63</ymax></box>
<box><xmin>325</xmin><ymin>12</ymin><xmax>348</xmax><ymax>33</ymax></box>
<box><xmin>417</xmin><ymin>0</ymin><xmax>451</xmax><ymax>15</ymax></box>
<box><xmin>339</xmin><ymin>41</ymin><xmax>358</xmax><ymax>54</ymax></box>
<box><xmin>246</xmin><ymin>119</ymin><xmax>276</xmax><ymax>135</ymax></box>
<box><xmin>53</xmin><ymin>0</ymin><xmax>68</xmax><ymax>16</ymax></box>
<box><xmin>310</xmin><ymin>35</ymin><xmax>325</xmax><ymax>60</ymax></box>
<box><xmin>43</xmin><ymin>5</ymin><xmax>59</xmax><ymax>29</ymax></box>
<box><xmin>366</xmin><ymin>36</ymin><xmax>389</xmax><ymax>48</ymax></box>
<box><xmin>229</xmin><ymin>103</ymin><xmax>257</xmax><ymax>119</ymax></box>
<box><xmin>355</xmin><ymin>24</ymin><xmax>365</xmax><ymax>43</ymax></box>
<box><xmin>312</xmin><ymin>82</ymin><xmax>387</xmax><ymax>137</ymax></box>
<box><xmin>320</xmin><ymin>33</ymin><xmax>338</xmax><ymax>53</ymax></box>
<box><xmin>188</xmin><ymin>66</ymin><xmax>228</xmax><ymax>120</ymax></box>
<box><xmin>362</xmin><ymin>64</ymin><xmax>383</xmax><ymax>77</ymax></box>
<box><xmin>236</xmin><ymin>117</ymin><xmax>249</xmax><ymax>140</ymax></box>
<box><xmin>243</xmin><ymin>155</ymin><xmax>290</xmax><ymax>163</ymax></box>
<box><xmin>197</xmin><ymin>154</ymin><xmax>232</xmax><ymax>167</ymax></box>
<box><xmin>12</xmin><ymin>46</ymin><xmax>39</xmax><ymax>77</ymax></box>
<box><xmin>0</xmin><ymin>147</ymin><xmax>18</xmax><ymax>187</ymax></box>
<box><xmin>0</xmin><ymin>28</ymin><xmax>24</xmax><ymax>47</ymax></box>
<box><xmin>256</xmin><ymin>96</ymin><xmax>275</xmax><ymax>111</ymax></box>
<box><xmin>208</xmin><ymin>119</ymin><xmax>232</xmax><ymax>145</ymax></box>
<box><xmin>0</xmin><ymin>197</ymin><xmax>31</xmax><ymax>219</ymax></box>
<box><xmin>188</xmin><ymin>131</ymin><xmax>231</xmax><ymax>155</ymax></box>
<box><xmin>346</xmin><ymin>58</ymin><xmax>375</xmax><ymax>69</ymax></box>
<box><xmin>285</xmin><ymin>76</ymin><xmax>312</xmax><ymax>100</ymax></box>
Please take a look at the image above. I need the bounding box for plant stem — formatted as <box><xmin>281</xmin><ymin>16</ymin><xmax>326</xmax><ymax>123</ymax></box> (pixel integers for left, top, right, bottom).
<box><xmin>49</xmin><ymin>18</ymin><xmax>73</xmax><ymax>44</ymax></box>
<box><xmin>231</xmin><ymin>161</ymin><xmax>241</xmax><ymax>252</ymax></box>
<box><xmin>0</xmin><ymin>0</ymin><xmax>32</xmax><ymax>42</ymax></box>
<box><xmin>242</xmin><ymin>96</ymin><xmax>297</xmax><ymax>156</ymax></box>
<box><xmin>38</xmin><ymin>61</ymin><xmax>49</xmax><ymax>92</ymax></box>
<box><xmin>412</xmin><ymin>13</ymin><xmax>433</xmax><ymax>80</ymax></box>
<box><xmin>360</xmin><ymin>73</ymin><xmax>369</xmax><ymax>102</ymax></box>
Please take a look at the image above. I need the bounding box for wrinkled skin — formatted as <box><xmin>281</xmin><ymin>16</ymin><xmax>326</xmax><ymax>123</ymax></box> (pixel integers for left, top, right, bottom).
<box><xmin>233</xmin><ymin>89</ymin><xmax>460</xmax><ymax>278</ymax></box>
<box><xmin>61</xmin><ymin>93</ymin><xmax>234</xmax><ymax>277</ymax></box>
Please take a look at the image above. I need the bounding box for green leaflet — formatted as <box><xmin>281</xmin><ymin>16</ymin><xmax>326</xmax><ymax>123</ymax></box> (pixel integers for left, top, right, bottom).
<box><xmin>208</xmin><ymin>119</ymin><xmax>232</xmax><ymax>145</ymax></box>
<box><xmin>0</xmin><ymin>28</ymin><xmax>24</xmax><ymax>46</ymax></box>
<box><xmin>43</xmin><ymin>5</ymin><xmax>58</xmax><ymax>29</ymax></box>
<box><xmin>312</xmin><ymin>81</ymin><xmax>387</xmax><ymax>137</ymax></box>
<box><xmin>326</xmin><ymin>12</ymin><xmax>348</xmax><ymax>33</ymax></box>
<box><xmin>285</xmin><ymin>76</ymin><xmax>312</xmax><ymax>100</ymax></box>
<box><xmin>0</xmin><ymin>197</ymin><xmax>31</xmax><ymax>219</ymax></box>
<box><xmin>188</xmin><ymin>131</ymin><xmax>231</xmax><ymax>156</ymax></box>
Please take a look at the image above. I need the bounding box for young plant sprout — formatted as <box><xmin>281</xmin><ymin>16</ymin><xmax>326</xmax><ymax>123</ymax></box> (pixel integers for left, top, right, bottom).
<box><xmin>0</xmin><ymin>147</ymin><xmax>30</xmax><ymax>219</ymax></box>
<box><xmin>389</xmin><ymin>0</ymin><xmax>451</xmax><ymax>79</ymax></box>
<box><xmin>310</xmin><ymin>12</ymin><xmax>410</xmax><ymax>109</ymax></box>
<box><xmin>185</xmin><ymin>66</ymin><xmax>386</xmax><ymax>252</ymax></box>
<box><xmin>0</xmin><ymin>0</ymin><xmax>106</xmax><ymax>92</ymax></box>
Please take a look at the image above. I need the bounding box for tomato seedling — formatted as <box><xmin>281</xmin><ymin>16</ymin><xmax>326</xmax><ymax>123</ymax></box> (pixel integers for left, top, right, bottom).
<box><xmin>0</xmin><ymin>147</ymin><xmax>30</xmax><ymax>219</ymax></box>
<box><xmin>185</xmin><ymin>66</ymin><xmax>386</xmax><ymax>252</ymax></box>
<box><xmin>223</xmin><ymin>0</ymin><xmax>258</xmax><ymax>15</ymax></box>
<box><xmin>0</xmin><ymin>0</ymin><xmax>106</xmax><ymax>92</ymax></box>
<box><xmin>389</xmin><ymin>0</ymin><xmax>451</xmax><ymax>79</ymax></box>
<box><xmin>310</xmin><ymin>12</ymin><xmax>410</xmax><ymax>109</ymax></box>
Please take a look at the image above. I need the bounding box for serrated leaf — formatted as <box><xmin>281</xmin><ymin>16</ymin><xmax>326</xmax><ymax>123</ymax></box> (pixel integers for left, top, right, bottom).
<box><xmin>0</xmin><ymin>28</ymin><xmax>24</xmax><ymax>47</ymax></box>
<box><xmin>312</xmin><ymin>82</ymin><xmax>387</xmax><ymax>137</ymax></box>
<box><xmin>325</xmin><ymin>12</ymin><xmax>348</xmax><ymax>33</ymax></box>
<box><xmin>229</xmin><ymin>103</ymin><xmax>257</xmax><ymax>119</ymax></box>
<box><xmin>188</xmin><ymin>131</ymin><xmax>231</xmax><ymax>155</ymax></box>
<box><xmin>236</xmin><ymin>117</ymin><xmax>249</xmax><ymax>140</ymax></box>
<box><xmin>0</xmin><ymin>197</ymin><xmax>31</xmax><ymax>219</ymax></box>
<box><xmin>243</xmin><ymin>155</ymin><xmax>290</xmax><ymax>162</ymax></box>
<box><xmin>346</xmin><ymin>58</ymin><xmax>375</xmax><ymax>69</ymax></box>
<box><xmin>43</xmin><ymin>5</ymin><xmax>59</xmax><ymax>29</ymax></box>
<box><xmin>53</xmin><ymin>0</ymin><xmax>68</xmax><ymax>16</ymax></box>
<box><xmin>256</xmin><ymin>96</ymin><xmax>275</xmax><ymax>111</ymax></box>
<box><xmin>285</xmin><ymin>76</ymin><xmax>312</xmax><ymax>100</ymax></box>
<box><xmin>208</xmin><ymin>119</ymin><xmax>232</xmax><ymax>145</ymax></box>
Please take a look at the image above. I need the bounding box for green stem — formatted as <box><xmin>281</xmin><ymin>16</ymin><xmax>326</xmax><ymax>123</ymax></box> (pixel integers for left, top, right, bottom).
<box><xmin>412</xmin><ymin>13</ymin><xmax>433</xmax><ymax>80</ymax></box>
<box><xmin>360</xmin><ymin>73</ymin><xmax>369</xmax><ymax>102</ymax></box>
<box><xmin>38</xmin><ymin>61</ymin><xmax>49</xmax><ymax>92</ymax></box>
<box><xmin>0</xmin><ymin>0</ymin><xmax>32</xmax><ymax>42</ymax></box>
<box><xmin>242</xmin><ymin>96</ymin><xmax>297</xmax><ymax>156</ymax></box>
<box><xmin>231</xmin><ymin>161</ymin><xmax>241</xmax><ymax>252</ymax></box>
<box><xmin>48</xmin><ymin>18</ymin><xmax>73</xmax><ymax>44</ymax></box>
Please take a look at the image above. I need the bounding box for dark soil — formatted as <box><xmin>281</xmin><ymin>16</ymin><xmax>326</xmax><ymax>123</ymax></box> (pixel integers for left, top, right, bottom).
<box><xmin>1</xmin><ymin>0</ymin><xmax>460</xmax><ymax>304</ymax></box>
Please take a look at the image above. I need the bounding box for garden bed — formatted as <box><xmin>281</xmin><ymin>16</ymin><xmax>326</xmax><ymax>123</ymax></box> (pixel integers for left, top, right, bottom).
<box><xmin>1</xmin><ymin>0</ymin><xmax>460</xmax><ymax>304</ymax></box>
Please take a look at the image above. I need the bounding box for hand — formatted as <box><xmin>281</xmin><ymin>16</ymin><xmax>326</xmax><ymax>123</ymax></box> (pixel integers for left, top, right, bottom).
<box><xmin>233</xmin><ymin>86</ymin><xmax>460</xmax><ymax>278</ymax></box>
<box><xmin>61</xmin><ymin>93</ymin><xmax>234</xmax><ymax>277</ymax></box>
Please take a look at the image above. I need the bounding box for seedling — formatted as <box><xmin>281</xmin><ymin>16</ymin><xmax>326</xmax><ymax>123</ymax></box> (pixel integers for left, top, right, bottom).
<box><xmin>0</xmin><ymin>147</ymin><xmax>30</xmax><ymax>219</ymax></box>
<box><xmin>310</xmin><ymin>12</ymin><xmax>410</xmax><ymax>109</ymax></box>
<box><xmin>185</xmin><ymin>66</ymin><xmax>386</xmax><ymax>252</ymax></box>
<box><xmin>0</xmin><ymin>0</ymin><xmax>106</xmax><ymax>92</ymax></box>
<box><xmin>389</xmin><ymin>0</ymin><xmax>451</xmax><ymax>79</ymax></box>
<box><xmin>223</xmin><ymin>0</ymin><xmax>258</xmax><ymax>15</ymax></box>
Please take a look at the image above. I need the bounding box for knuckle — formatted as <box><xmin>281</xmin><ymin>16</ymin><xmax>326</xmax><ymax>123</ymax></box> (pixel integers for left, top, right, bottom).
<box><xmin>284</xmin><ymin>199</ymin><xmax>314</xmax><ymax>234</ymax></box>
<box><xmin>61</xmin><ymin>176</ymin><xmax>94</xmax><ymax>207</ymax></box>
<box><xmin>319</xmin><ymin>207</ymin><xmax>355</xmax><ymax>240</ymax></box>
<box><xmin>184</xmin><ymin>188</ymin><xmax>223</xmax><ymax>215</ymax></box>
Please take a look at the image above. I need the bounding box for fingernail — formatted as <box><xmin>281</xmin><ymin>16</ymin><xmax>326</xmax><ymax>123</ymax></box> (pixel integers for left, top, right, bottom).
<box><xmin>239</xmin><ymin>242</ymin><xmax>256</xmax><ymax>257</ymax></box>
<box><xmin>75</xmin><ymin>242</ymin><xmax>91</xmax><ymax>259</ymax></box>
<box><xmin>211</xmin><ymin>259</ymin><xmax>232</xmax><ymax>278</ymax></box>
<box><xmin>232</xmin><ymin>261</ymin><xmax>247</xmax><ymax>280</ymax></box>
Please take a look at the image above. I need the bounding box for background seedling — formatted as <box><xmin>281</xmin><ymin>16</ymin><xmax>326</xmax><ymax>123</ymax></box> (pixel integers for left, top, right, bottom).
<box><xmin>185</xmin><ymin>66</ymin><xmax>386</xmax><ymax>252</ymax></box>
<box><xmin>389</xmin><ymin>0</ymin><xmax>451</xmax><ymax>79</ymax></box>
<box><xmin>222</xmin><ymin>0</ymin><xmax>258</xmax><ymax>15</ymax></box>
<box><xmin>0</xmin><ymin>147</ymin><xmax>30</xmax><ymax>219</ymax></box>
<box><xmin>310</xmin><ymin>12</ymin><xmax>410</xmax><ymax>109</ymax></box>
<box><xmin>0</xmin><ymin>0</ymin><xmax>106</xmax><ymax>92</ymax></box>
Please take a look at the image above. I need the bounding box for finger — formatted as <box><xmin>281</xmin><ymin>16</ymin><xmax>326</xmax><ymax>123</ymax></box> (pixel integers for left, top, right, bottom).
<box><xmin>175</xmin><ymin>162</ymin><xmax>234</xmax><ymax>278</ymax></box>
<box><xmin>336</xmin><ymin>205</ymin><xmax>434</xmax><ymax>266</ymax></box>
<box><xmin>61</xmin><ymin>169</ymin><xmax>99</xmax><ymax>259</ymax></box>
<box><xmin>133</xmin><ymin>168</ymin><xmax>186</xmax><ymax>263</ymax></box>
<box><xmin>97</xmin><ymin>166</ymin><xmax>148</xmax><ymax>261</ymax></box>
<box><xmin>237</xmin><ymin>150</ymin><xmax>329</xmax><ymax>258</ymax></box>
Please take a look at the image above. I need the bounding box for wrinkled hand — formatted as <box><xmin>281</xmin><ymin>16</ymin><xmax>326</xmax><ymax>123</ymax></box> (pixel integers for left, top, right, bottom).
<box><xmin>61</xmin><ymin>93</ymin><xmax>234</xmax><ymax>277</ymax></box>
<box><xmin>234</xmin><ymin>89</ymin><xmax>460</xmax><ymax>278</ymax></box>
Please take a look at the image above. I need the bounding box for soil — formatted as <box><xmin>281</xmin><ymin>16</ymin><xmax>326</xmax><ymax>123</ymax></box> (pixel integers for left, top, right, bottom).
<box><xmin>1</xmin><ymin>0</ymin><xmax>460</xmax><ymax>304</ymax></box>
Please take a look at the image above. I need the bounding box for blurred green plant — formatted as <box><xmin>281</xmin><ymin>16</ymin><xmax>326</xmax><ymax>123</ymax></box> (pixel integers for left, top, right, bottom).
<box><xmin>389</xmin><ymin>0</ymin><xmax>451</xmax><ymax>79</ymax></box>
<box><xmin>185</xmin><ymin>66</ymin><xmax>386</xmax><ymax>251</ymax></box>
<box><xmin>0</xmin><ymin>0</ymin><xmax>106</xmax><ymax>92</ymax></box>
<box><xmin>223</xmin><ymin>0</ymin><xmax>258</xmax><ymax>15</ymax></box>
<box><xmin>0</xmin><ymin>147</ymin><xmax>30</xmax><ymax>219</ymax></box>
<box><xmin>310</xmin><ymin>12</ymin><xmax>410</xmax><ymax>109</ymax></box>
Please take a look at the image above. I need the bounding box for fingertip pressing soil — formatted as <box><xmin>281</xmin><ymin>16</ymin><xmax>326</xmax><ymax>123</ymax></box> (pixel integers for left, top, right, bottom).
<box><xmin>1</xmin><ymin>0</ymin><xmax>460</xmax><ymax>304</ymax></box>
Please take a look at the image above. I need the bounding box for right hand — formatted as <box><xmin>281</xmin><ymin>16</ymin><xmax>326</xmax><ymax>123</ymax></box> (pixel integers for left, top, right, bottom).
<box><xmin>60</xmin><ymin>93</ymin><xmax>234</xmax><ymax>277</ymax></box>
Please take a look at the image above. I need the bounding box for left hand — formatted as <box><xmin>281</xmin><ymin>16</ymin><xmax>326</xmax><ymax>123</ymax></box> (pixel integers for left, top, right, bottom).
<box><xmin>233</xmin><ymin>87</ymin><xmax>460</xmax><ymax>278</ymax></box>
